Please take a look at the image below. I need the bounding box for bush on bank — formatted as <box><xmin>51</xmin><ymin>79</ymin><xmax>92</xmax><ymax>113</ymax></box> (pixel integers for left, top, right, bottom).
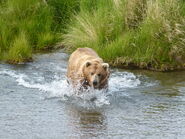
<box><xmin>0</xmin><ymin>0</ymin><xmax>79</xmax><ymax>63</ymax></box>
<box><xmin>63</xmin><ymin>0</ymin><xmax>185</xmax><ymax>71</ymax></box>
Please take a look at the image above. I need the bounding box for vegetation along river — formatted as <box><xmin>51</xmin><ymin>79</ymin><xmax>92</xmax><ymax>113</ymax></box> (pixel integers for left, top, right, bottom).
<box><xmin>0</xmin><ymin>50</ymin><xmax>185</xmax><ymax>139</ymax></box>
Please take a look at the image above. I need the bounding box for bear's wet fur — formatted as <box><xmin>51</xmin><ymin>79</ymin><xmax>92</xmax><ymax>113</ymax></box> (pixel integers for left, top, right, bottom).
<box><xmin>67</xmin><ymin>47</ymin><xmax>110</xmax><ymax>90</ymax></box>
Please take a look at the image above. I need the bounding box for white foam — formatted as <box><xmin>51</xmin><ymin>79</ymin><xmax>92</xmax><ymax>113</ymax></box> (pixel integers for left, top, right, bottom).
<box><xmin>72</xmin><ymin>88</ymin><xmax>110</xmax><ymax>107</ymax></box>
<box><xmin>0</xmin><ymin>69</ymin><xmax>150</xmax><ymax>107</ymax></box>
<box><xmin>0</xmin><ymin>70</ymin><xmax>69</xmax><ymax>97</ymax></box>
<box><xmin>0</xmin><ymin>70</ymin><xmax>109</xmax><ymax>107</ymax></box>
<box><xmin>109</xmin><ymin>72</ymin><xmax>141</xmax><ymax>92</ymax></box>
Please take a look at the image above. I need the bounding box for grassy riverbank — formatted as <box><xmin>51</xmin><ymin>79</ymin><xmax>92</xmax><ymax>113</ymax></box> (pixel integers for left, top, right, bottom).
<box><xmin>0</xmin><ymin>0</ymin><xmax>79</xmax><ymax>63</ymax></box>
<box><xmin>0</xmin><ymin>0</ymin><xmax>185</xmax><ymax>71</ymax></box>
<box><xmin>63</xmin><ymin>0</ymin><xmax>185</xmax><ymax>71</ymax></box>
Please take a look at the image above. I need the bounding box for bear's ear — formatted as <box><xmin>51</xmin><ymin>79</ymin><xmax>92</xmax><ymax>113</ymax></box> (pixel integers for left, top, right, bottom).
<box><xmin>102</xmin><ymin>63</ymin><xmax>109</xmax><ymax>71</ymax></box>
<box><xmin>86</xmin><ymin>61</ymin><xmax>91</xmax><ymax>67</ymax></box>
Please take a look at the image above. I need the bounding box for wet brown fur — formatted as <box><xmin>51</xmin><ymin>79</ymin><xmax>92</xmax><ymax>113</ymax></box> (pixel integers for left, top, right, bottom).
<box><xmin>67</xmin><ymin>47</ymin><xmax>110</xmax><ymax>89</ymax></box>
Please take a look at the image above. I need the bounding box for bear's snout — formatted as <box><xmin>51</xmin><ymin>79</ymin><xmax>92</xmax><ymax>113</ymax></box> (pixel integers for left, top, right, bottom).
<box><xmin>93</xmin><ymin>80</ymin><xmax>98</xmax><ymax>86</ymax></box>
<box><xmin>92</xmin><ymin>75</ymin><xmax>100</xmax><ymax>88</ymax></box>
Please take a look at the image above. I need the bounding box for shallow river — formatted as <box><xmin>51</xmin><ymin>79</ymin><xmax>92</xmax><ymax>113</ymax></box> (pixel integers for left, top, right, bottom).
<box><xmin>0</xmin><ymin>50</ymin><xmax>185</xmax><ymax>139</ymax></box>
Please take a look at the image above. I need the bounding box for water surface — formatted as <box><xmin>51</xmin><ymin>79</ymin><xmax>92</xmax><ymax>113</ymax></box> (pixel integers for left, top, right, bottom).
<box><xmin>0</xmin><ymin>50</ymin><xmax>185</xmax><ymax>139</ymax></box>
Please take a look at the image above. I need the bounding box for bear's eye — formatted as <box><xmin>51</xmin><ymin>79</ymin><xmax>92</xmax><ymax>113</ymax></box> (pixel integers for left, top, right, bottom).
<box><xmin>98</xmin><ymin>74</ymin><xmax>101</xmax><ymax>77</ymax></box>
<box><xmin>91</xmin><ymin>72</ymin><xmax>94</xmax><ymax>75</ymax></box>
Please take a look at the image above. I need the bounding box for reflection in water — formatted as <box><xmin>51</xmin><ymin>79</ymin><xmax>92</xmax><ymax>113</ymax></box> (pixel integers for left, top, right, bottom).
<box><xmin>66</xmin><ymin>105</ymin><xmax>107</xmax><ymax>138</ymax></box>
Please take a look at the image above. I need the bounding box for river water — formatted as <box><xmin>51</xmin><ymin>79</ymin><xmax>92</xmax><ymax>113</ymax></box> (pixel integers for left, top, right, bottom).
<box><xmin>0</xmin><ymin>50</ymin><xmax>185</xmax><ymax>139</ymax></box>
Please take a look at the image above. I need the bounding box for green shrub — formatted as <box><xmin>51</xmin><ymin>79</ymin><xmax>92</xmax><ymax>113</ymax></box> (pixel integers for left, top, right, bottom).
<box><xmin>47</xmin><ymin>0</ymin><xmax>80</xmax><ymax>31</ymax></box>
<box><xmin>0</xmin><ymin>0</ymin><xmax>62</xmax><ymax>62</ymax></box>
<box><xmin>6</xmin><ymin>32</ymin><xmax>32</xmax><ymax>63</ymax></box>
<box><xmin>63</xmin><ymin>0</ymin><xmax>125</xmax><ymax>49</ymax></box>
<box><xmin>63</xmin><ymin>0</ymin><xmax>185</xmax><ymax>71</ymax></box>
<box><xmin>37</xmin><ymin>32</ymin><xmax>57</xmax><ymax>49</ymax></box>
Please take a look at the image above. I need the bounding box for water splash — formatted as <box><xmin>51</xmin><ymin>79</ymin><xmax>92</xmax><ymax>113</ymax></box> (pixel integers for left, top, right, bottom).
<box><xmin>0</xmin><ymin>51</ymin><xmax>158</xmax><ymax>108</ymax></box>
<box><xmin>0</xmin><ymin>70</ymin><xmax>68</xmax><ymax>95</ymax></box>
<box><xmin>109</xmin><ymin>72</ymin><xmax>141</xmax><ymax>91</ymax></box>
<box><xmin>0</xmin><ymin>69</ymin><xmax>155</xmax><ymax>108</ymax></box>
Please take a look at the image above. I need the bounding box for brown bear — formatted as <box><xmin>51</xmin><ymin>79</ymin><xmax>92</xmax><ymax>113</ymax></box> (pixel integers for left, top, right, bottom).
<box><xmin>67</xmin><ymin>47</ymin><xmax>110</xmax><ymax>90</ymax></box>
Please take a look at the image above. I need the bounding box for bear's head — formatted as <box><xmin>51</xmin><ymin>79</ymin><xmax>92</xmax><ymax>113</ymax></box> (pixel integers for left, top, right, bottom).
<box><xmin>82</xmin><ymin>61</ymin><xmax>110</xmax><ymax>89</ymax></box>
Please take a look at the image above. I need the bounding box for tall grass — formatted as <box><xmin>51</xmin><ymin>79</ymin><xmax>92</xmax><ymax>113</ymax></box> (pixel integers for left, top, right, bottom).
<box><xmin>47</xmin><ymin>0</ymin><xmax>80</xmax><ymax>31</ymax></box>
<box><xmin>6</xmin><ymin>32</ymin><xmax>32</xmax><ymax>64</ymax></box>
<box><xmin>1</xmin><ymin>0</ymin><xmax>185</xmax><ymax>70</ymax></box>
<box><xmin>63</xmin><ymin>0</ymin><xmax>125</xmax><ymax>50</ymax></box>
<box><xmin>0</xmin><ymin>0</ymin><xmax>53</xmax><ymax>63</ymax></box>
<box><xmin>63</xmin><ymin>0</ymin><xmax>185</xmax><ymax>71</ymax></box>
<box><xmin>0</xmin><ymin>0</ymin><xmax>79</xmax><ymax>63</ymax></box>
